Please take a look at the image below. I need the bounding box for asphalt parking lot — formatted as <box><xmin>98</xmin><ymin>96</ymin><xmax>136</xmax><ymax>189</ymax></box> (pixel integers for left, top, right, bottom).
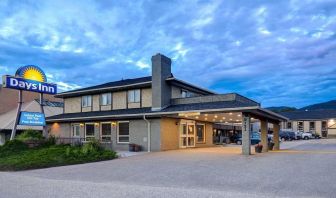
<box><xmin>1</xmin><ymin>139</ymin><xmax>336</xmax><ymax>198</ymax></box>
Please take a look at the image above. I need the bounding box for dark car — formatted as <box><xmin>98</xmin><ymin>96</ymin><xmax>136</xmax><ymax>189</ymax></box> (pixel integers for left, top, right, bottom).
<box><xmin>236</xmin><ymin>133</ymin><xmax>269</xmax><ymax>145</ymax></box>
<box><xmin>279</xmin><ymin>131</ymin><xmax>295</xmax><ymax>141</ymax></box>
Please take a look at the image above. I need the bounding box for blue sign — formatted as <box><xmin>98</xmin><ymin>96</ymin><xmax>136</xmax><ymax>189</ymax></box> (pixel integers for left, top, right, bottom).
<box><xmin>2</xmin><ymin>75</ymin><xmax>57</xmax><ymax>95</ymax></box>
<box><xmin>19</xmin><ymin>112</ymin><xmax>46</xmax><ymax>126</ymax></box>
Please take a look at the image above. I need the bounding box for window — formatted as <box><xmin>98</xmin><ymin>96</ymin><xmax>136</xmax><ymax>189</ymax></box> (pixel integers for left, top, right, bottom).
<box><xmin>196</xmin><ymin>124</ymin><xmax>205</xmax><ymax>143</ymax></box>
<box><xmin>287</xmin><ymin>122</ymin><xmax>292</xmax><ymax>129</ymax></box>
<box><xmin>181</xmin><ymin>90</ymin><xmax>188</xmax><ymax>98</ymax></box>
<box><xmin>72</xmin><ymin>124</ymin><xmax>80</xmax><ymax>137</ymax></box>
<box><xmin>309</xmin><ymin>121</ymin><xmax>315</xmax><ymax>132</ymax></box>
<box><xmin>298</xmin><ymin>121</ymin><xmax>304</xmax><ymax>132</ymax></box>
<box><xmin>82</xmin><ymin>95</ymin><xmax>92</xmax><ymax>107</ymax></box>
<box><xmin>181</xmin><ymin>90</ymin><xmax>194</xmax><ymax>98</ymax></box>
<box><xmin>101</xmin><ymin>122</ymin><xmax>112</xmax><ymax>142</ymax></box>
<box><xmin>100</xmin><ymin>93</ymin><xmax>112</xmax><ymax>106</ymax></box>
<box><xmin>128</xmin><ymin>89</ymin><xmax>140</xmax><ymax>103</ymax></box>
<box><xmin>85</xmin><ymin>123</ymin><xmax>95</xmax><ymax>141</ymax></box>
<box><xmin>322</xmin><ymin>121</ymin><xmax>327</xmax><ymax>131</ymax></box>
<box><xmin>118</xmin><ymin>121</ymin><xmax>129</xmax><ymax>143</ymax></box>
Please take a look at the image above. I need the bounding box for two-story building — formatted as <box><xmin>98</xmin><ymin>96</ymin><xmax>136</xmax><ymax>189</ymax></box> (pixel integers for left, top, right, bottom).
<box><xmin>280</xmin><ymin>110</ymin><xmax>336</xmax><ymax>138</ymax></box>
<box><xmin>47</xmin><ymin>53</ymin><xmax>287</xmax><ymax>155</ymax></box>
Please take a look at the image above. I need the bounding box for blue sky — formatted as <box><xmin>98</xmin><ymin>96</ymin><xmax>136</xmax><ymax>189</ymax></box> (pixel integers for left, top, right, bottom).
<box><xmin>0</xmin><ymin>0</ymin><xmax>335</xmax><ymax>108</ymax></box>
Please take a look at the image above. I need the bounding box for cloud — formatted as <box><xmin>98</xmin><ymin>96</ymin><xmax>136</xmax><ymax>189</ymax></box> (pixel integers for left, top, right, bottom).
<box><xmin>0</xmin><ymin>0</ymin><xmax>335</xmax><ymax>107</ymax></box>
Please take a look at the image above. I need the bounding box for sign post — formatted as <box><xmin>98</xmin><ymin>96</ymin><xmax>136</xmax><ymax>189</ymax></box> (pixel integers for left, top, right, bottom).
<box><xmin>10</xmin><ymin>90</ymin><xmax>23</xmax><ymax>140</ymax></box>
<box><xmin>2</xmin><ymin>65</ymin><xmax>57</xmax><ymax>140</ymax></box>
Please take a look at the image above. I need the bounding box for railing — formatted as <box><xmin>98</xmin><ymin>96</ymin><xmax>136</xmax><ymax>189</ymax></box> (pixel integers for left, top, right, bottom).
<box><xmin>55</xmin><ymin>137</ymin><xmax>113</xmax><ymax>150</ymax></box>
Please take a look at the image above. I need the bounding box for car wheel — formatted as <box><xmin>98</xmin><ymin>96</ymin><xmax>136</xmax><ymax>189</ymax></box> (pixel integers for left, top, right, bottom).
<box><xmin>304</xmin><ymin>136</ymin><xmax>309</xmax><ymax>140</ymax></box>
<box><xmin>236</xmin><ymin>140</ymin><xmax>242</xmax><ymax>145</ymax></box>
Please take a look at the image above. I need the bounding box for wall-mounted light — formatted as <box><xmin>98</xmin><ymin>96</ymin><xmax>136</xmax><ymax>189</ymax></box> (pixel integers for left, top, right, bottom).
<box><xmin>112</xmin><ymin>122</ymin><xmax>117</xmax><ymax>126</ymax></box>
<box><xmin>195</xmin><ymin>116</ymin><xmax>199</xmax><ymax>119</ymax></box>
<box><xmin>229</xmin><ymin>112</ymin><xmax>233</xmax><ymax>115</ymax></box>
<box><xmin>214</xmin><ymin>115</ymin><xmax>218</xmax><ymax>118</ymax></box>
<box><xmin>95</xmin><ymin>123</ymin><xmax>99</xmax><ymax>126</ymax></box>
<box><xmin>80</xmin><ymin>123</ymin><xmax>84</xmax><ymax>127</ymax></box>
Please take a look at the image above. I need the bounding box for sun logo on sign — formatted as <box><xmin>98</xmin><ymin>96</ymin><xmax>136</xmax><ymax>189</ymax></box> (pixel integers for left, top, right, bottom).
<box><xmin>15</xmin><ymin>65</ymin><xmax>47</xmax><ymax>82</ymax></box>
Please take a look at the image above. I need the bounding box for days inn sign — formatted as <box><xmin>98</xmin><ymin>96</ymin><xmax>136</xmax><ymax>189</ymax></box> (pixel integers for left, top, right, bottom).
<box><xmin>2</xmin><ymin>65</ymin><xmax>57</xmax><ymax>140</ymax></box>
<box><xmin>2</xmin><ymin>65</ymin><xmax>57</xmax><ymax>94</ymax></box>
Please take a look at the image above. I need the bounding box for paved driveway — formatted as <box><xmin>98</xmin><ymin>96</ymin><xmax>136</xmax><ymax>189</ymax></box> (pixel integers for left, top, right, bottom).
<box><xmin>1</xmin><ymin>139</ymin><xmax>336</xmax><ymax>198</ymax></box>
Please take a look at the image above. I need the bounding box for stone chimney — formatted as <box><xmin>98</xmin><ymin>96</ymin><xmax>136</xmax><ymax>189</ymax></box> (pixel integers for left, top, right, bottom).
<box><xmin>151</xmin><ymin>53</ymin><xmax>172</xmax><ymax>111</ymax></box>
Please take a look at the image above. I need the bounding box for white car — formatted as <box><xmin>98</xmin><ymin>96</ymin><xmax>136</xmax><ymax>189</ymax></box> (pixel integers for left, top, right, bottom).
<box><xmin>301</xmin><ymin>132</ymin><xmax>312</xmax><ymax>140</ymax></box>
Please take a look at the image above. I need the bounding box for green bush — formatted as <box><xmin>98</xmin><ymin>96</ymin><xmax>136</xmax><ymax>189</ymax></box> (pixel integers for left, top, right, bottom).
<box><xmin>0</xmin><ymin>142</ymin><xmax>118</xmax><ymax>171</ymax></box>
<box><xmin>0</xmin><ymin>140</ymin><xmax>28</xmax><ymax>157</ymax></box>
<box><xmin>16</xmin><ymin>129</ymin><xmax>44</xmax><ymax>141</ymax></box>
<box><xmin>42</xmin><ymin>135</ymin><xmax>57</xmax><ymax>147</ymax></box>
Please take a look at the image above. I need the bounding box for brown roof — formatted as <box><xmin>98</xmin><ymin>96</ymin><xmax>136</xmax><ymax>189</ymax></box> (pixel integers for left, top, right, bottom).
<box><xmin>0</xmin><ymin>85</ymin><xmax>62</xmax><ymax>115</ymax></box>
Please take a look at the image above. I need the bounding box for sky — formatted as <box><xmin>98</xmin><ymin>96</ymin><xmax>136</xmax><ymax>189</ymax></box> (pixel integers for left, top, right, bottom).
<box><xmin>0</xmin><ymin>0</ymin><xmax>335</xmax><ymax>108</ymax></box>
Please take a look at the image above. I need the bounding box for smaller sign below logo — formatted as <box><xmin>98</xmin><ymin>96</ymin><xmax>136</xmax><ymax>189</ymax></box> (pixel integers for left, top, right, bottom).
<box><xmin>19</xmin><ymin>112</ymin><xmax>46</xmax><ymax>126</ymax></box>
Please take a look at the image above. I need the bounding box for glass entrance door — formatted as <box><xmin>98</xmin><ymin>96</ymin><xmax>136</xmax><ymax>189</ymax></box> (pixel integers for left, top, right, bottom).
<box><xmin>180</xmin><ymin>121</ymin><xmax>195</xmax><ymax>148</ymax></box>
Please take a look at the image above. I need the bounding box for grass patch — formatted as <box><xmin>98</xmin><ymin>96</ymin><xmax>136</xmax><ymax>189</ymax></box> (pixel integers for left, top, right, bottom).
<box><xmin>0</xmin><ymin>140</ymin><xmax>117</xmax><ymax>171</ymax></box>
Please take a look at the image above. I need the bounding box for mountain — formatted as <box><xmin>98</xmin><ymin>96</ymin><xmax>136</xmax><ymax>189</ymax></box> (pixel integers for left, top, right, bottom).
<box><xmin>266</xmin><ymin>106</ymin><xmax>297</xmax><ymax>113</ymax></box>
<box><xmin>266</xmin><ymin>100</ymin><xmax>336</xmax><ymax>113</ymax></box>
<box><xmin>300</xmin><ymin>100</ymin><xmax>336</xmax><ymax>111</ymax></box>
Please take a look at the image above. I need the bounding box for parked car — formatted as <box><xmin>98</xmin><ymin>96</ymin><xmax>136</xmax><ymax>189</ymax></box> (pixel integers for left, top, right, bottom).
<box><xmin>287</xmin><ymin>131</ymin><xmax>296</xmax><ymax>140</ymax></box>
<box><xmin>312</xmin><ymin>133</ymin><xmax>321</xmax><ymax>139</ymax></box>
<box><xmin>294</xmin><ymin>131</ymin><xmax>303</xmax><ymax>140</ymax></box>
<box><xmin>236</xmin><ymin>133</ymin><xmax>272</xmax><ymax>145</ymax></box>
<box><xmin>279</xmin><ymin>131</ymin><xmax>295</xmax><ymax>141</ymax></box>
<box><xmin>301</xmin><ymin>132</ymin><xmax>313</xmax><ymax>140</ymax></box>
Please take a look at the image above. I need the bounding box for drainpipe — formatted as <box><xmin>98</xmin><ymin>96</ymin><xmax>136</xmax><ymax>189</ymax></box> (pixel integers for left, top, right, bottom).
<box><xmin>143</xmin><ymin>115</ymin><xmax>151</xmax><ymax>152</ymax></box>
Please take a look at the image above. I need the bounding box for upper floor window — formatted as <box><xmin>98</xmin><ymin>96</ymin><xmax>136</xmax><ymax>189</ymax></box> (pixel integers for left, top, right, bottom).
<box><xmin>100</xmin><ymin>93</ymin><xmax>112</xmax><ymax>106</ymax></box>
<box><xmin>181</xmin><ymin>90</ymin><xmax>194</xmax><ymax>98</ymax></box>
<box><xmin>128</xmin><ymin>89</ymin><xmax>140</xmax><ymax>103</ymax></box>
<box><xmin>82</xmin><ymin>95</ymin><xmax>92</xmax><ymax>107</ymax></box>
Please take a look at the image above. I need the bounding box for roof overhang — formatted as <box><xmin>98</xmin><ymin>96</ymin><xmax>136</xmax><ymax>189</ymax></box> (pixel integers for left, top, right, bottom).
<box><xmin>46</xmin><ymin>106</ymin><xmax>287</xmax><ymax>123</ymax></box>
<box><xmin>55</xmin><ymin>82</ymin><xmax>151</xmax><ymax>98</ymax></box>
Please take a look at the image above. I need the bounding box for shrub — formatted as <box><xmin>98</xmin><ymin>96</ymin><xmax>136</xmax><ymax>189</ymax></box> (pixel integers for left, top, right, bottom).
<box><xmin>16</xmin><ymin>129</ymin><xmax>44</xmax><ymax>141</ymax></box>
<box><xmin>81</xmin><ymin>139</ymin><xmax>102</xmax><ymax>154</ymax></box>
<box><xmin>0</xmin><ymin>140</ymin><xmax>28</xmax><ymax>157</ymax></box>
<box><xmin>42</xmin><ymin>135</ymin><xmax>57</xmax><ymax>147</ymax></box>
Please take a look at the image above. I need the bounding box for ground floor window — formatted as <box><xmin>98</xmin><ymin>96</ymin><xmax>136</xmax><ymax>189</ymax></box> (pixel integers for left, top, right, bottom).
<box><xmin>85</xmin><ymin>123</ymin><xmax>95</xmax><ymax>141</ymax></box>
<box><xmin>309</xmin><ymin>121</ymin><xmax>315</xmax><ymax>132</ymax></box>
<box><xmin>72</xmin><ymin>124</ymin><xmax>80</xmax><ymax>137</ymax></box>
<box><xmin>287</xmin><ymin>122</ymin><xmax>292</xmax><ymax>129</ymax></box>
<box><xmin>118</xmin><ymin>121</ymin><xmax>129</xmax><ymax>143</ymax></box>
<box><xmin>298</xmin><ymin>121</ymin><xmax>304</xmax><ymax>132</ymax></box>
<box><xmin>196</xmin><ymin>124</ymin><xmax>205</xmax><ymax>143</ymax></box>
<box><xmin>101</xmin><ymin>122</ymin><xmax>112</xmax><ymax>142</ymax></box>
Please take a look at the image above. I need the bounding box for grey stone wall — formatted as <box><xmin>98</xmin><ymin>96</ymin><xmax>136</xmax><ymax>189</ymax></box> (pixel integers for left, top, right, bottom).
<box><xmin>151</xmin><ymin>53</ymin><xmax>172</xmax><ymax>111</ymax></box>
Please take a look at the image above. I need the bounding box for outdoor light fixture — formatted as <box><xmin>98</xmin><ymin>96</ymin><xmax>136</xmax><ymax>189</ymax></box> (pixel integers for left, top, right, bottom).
<box><xmin>225</xmin><ymin>121</ymin><xmax>228</xmax><ymax>124</ymax></box>
<box><xmin>112</xmin><ymin>122</ymin><xmax>117</xmax><ymax>126</ymax></box>
<box><xmin>222</xmin><ymin>117</ymin><xmax>226</xmax><ymax>119</ymax></box>
<box><xmin>214</xmin><ymin>115</ymin><xmax>218</xmax><ymax>118</ymax></box>
<box><xmin>95</xmin><ymin>123</ymin><xmax>99</xmax><ymax>126</ymax></box>
<box><xmin>179</xmin><ymin>112</ymin><xmax>200</xmax><ymax>117</ymax></box>
<box><xmin>204</xmin><ymin>114</ymin><xmax>208</xmax><ymax>117</ymax></box>
<box><xmin>230</xmin><ymin>118</ymin><xmax>233</xmax><ymax>121</ymax></box>
<box><xmin>195</xmin><ymin>116</ymin><xmax>199</xmax><ymax>119</ymax></box>
<box><xmin>229</xmin><ymin>112</ymin><xmax>233</xmax><ymax>115</ymax></box>
<box><xmin>238</xmin><ymin>114</ymin><xmax>241</xmax><ymax>117</ymax></box>
<box><xmin>79</xmin><ymin>123</ymin><xmax>84</xmax><ymax>127</ymax></box>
